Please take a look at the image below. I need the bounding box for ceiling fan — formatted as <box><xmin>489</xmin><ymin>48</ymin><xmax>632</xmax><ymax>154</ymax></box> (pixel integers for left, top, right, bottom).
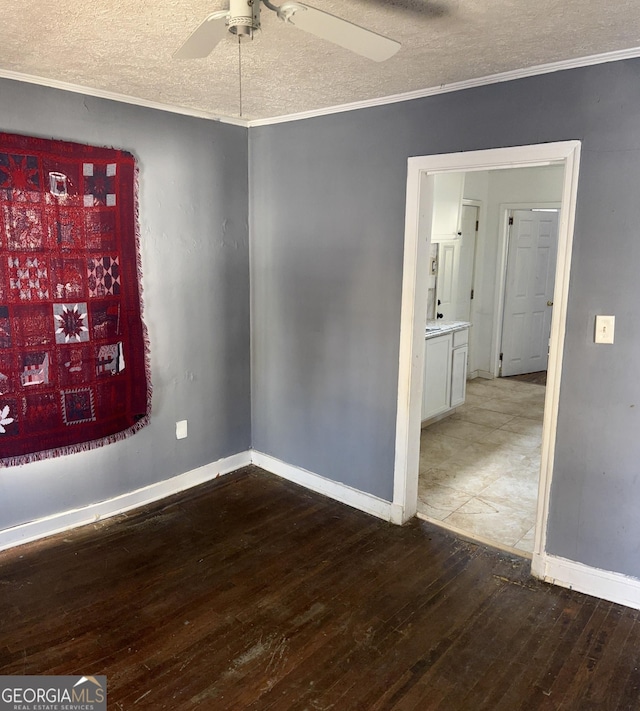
<box><xmin>174</xmin><ymin>0</ymin><xmax>401</xmax><ymax>62</ymax></box>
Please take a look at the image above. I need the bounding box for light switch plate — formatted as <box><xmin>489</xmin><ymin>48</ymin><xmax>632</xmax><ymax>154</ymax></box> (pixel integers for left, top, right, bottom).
<box><xmin>176</xmin><ymin>420</ymin><xmax>188</xmax><ymax>439</ymax></box>
<box><xmin>595</xmin><ymin>315</ymin><xmax>615</xmax><ymax>344</ymax></box>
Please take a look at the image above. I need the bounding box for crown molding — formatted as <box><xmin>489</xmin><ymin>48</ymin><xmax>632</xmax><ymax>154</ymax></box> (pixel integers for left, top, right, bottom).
<box><xmin>247</xmin><ymin>45</ymin><xmax>640</xmax><ymax>127</ymax></box>
<box><xmin>0</xmin><ymin>69</ymin><xmax>249</xmax><ymax>128</ymax></box>
<box><xmin>3</xmin><ymin>45</ymin><xmax>640</xmax><ymax>129</ymax></box>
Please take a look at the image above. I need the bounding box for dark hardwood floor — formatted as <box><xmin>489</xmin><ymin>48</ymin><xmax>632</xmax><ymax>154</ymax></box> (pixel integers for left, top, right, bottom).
<box><xmin>1</xmin><ymin>466</ymin><xmax>639</xmax><ymax>710</ymax></box>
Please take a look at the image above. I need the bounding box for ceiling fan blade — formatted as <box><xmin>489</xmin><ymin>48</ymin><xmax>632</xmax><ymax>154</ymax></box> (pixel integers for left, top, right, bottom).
<box><xmin>173</xmin><ymin>11</ymin><xmax>229</xmax><ymax>59</ymax></box>
<box><xmin>277</xmin><ymin>2</ymin><xmax>400</xmax><ymax>62</ymax></box>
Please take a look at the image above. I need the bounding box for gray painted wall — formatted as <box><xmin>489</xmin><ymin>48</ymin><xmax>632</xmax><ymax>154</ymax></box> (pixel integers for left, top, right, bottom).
<box><xmin>0</xmin><ymin>79</ymin><xmax>250</xmax><ymax>530</ymax></box>
<box><xmin>250</xmin><ymin>58</ymin><xmax>640</xmax><ymax>578</ymax></box>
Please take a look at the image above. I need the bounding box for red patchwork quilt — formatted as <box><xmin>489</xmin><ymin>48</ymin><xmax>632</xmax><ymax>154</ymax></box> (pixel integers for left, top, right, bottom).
<box><xmin>0</xmin><ymin>132</ymin><xmax>150</xmax><ymax>465</ymax></box>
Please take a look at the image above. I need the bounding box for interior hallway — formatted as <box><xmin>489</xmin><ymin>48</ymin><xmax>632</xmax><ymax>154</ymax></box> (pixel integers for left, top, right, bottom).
<box><xmin>418</xmin><ymin>377</ymin><xmax>545</xmax><ymax>554</ymax></box>
<box><xmin>1</xmin><ymin>466</ymin><xmax>639</xmax><ymax>710</ymax></box>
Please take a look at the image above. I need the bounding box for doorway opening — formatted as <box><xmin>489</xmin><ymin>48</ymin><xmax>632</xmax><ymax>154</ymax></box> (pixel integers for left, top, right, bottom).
<box><xmin>392</xmin><ymin>143</ymin><xmax>581</xmax><ymax>579</ymax></box>
<box><xmin>420</xmin><ymin>187</ymin><xmax>561</xmax><ymax>555</ymax></box>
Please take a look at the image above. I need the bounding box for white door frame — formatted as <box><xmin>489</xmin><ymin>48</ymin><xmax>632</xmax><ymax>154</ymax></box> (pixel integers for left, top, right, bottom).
<box><xmin>461</xmin><ymin>199</ymin><xmax>481</xmax><ymax>375</ymax></box>
<box><xmin>492</xmin><ymin>201</ymin><xmax>562</xmax><ymax>377</ymax></box>
<box><xmin>391</xmin><ymin>142</ymin><xmax>581</xmax><ymax>581</ymax></box>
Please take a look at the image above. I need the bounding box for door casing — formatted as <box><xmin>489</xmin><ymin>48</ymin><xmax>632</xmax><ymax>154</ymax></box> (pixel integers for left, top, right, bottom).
<box><xmin>391</xmin><ymin>142</ymin><xmax>581</xmax><ymax>582</ymax></box>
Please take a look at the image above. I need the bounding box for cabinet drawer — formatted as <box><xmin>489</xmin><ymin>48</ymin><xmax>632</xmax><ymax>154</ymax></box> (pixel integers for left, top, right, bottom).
<box><xmin>453</xmin><ymin>328</ymin><xmax>469</xmax><ymax>348</ymax></box>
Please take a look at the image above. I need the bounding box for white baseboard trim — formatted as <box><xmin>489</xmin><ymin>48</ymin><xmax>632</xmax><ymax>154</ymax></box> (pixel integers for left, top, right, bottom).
<box><xmin>533</xmin><ymin>552</ymin><xmax>640</xmax><ymax>611</ymax></box>
<box><xmin>476</xmin><ymin>370</ymin><xmax>495</xmax><ymax>380</ymax></box>
<box><xmin>390</xmin><ymin>503</ymin><xmax>406</xmax><ymax>525</ymax></box>
<box><xmin>5</xmin><ymin>448</ymin><xmax>640</xmax><ymax>612</ymax></box>
<box><xmin>251</xmin><ymin>450</ymin><xmax>393</xmax><ymax>522</ymax></box>
<box><xmin>0</xmin><ymin>450</ymin><xmax>251</xmax><ymax>552</ymax></box>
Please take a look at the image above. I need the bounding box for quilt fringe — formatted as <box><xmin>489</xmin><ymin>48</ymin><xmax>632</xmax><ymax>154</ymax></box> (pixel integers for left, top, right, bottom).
<box><xmin>134</xmin><ymin>162</ymin><xmax>154</xmax><ymax>422</ymax></box>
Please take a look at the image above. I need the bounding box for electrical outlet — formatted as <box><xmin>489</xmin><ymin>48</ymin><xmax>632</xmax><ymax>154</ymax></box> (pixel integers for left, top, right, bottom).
<box><xmin>176</xmin><ymin>420</ymin><xmax>188</xmax><ymax>439</ymax></box>
<box><xmin>594</xmin><ymin>315</ymin><xmax>615</xmax><ymax>344</ymax></box>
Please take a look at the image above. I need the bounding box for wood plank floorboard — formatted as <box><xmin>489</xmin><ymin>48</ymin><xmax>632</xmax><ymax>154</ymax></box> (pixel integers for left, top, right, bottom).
<box><xmin>325</xmin><ymin>553</ymin><xmax>502</xmax><ymax>710</ymax></box>
<box><xmin>535</xmin><ymin>601</ymin><xmax>618</xmax><ymax>710</ymax></box>
<box><xmin>244</xmin><ymin>531</ymin><xmax>472</xmax><ymax>709</ymax></box>
<box><xmin>1</xmin><ymin>465</ymin><xmax>639</xmax><ymax>710</ymax></box>
<box><xmin>449</xmin><ymin>584</ymin><xmax>555</xmax><ymax>709</ymax></box>
<box><xmin>610</xmin><ymin>617</ymin><xmax>640</xmax><ymax>710</ymax></box>
<box><xmin>589</xmin><ymin>612</ymin><xmax>636</xmax><ymax>710</ymax></box>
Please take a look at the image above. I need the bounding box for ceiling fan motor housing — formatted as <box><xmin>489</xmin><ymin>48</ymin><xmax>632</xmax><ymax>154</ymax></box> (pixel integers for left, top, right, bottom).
<box><xmin>173</xmin><ymin>0</ymin><xmax>400</xmax><ymax>64</ymax></box>
<box><xmin>228</xmin><ymin>0</ymin><xmax>260</xmax><ymax>36</ymax></box>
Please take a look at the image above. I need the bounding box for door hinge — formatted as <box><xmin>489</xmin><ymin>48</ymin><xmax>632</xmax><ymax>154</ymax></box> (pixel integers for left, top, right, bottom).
<box><xmin>470</xmin><ymin>289</ymin><xmax>474</xmax><ymax>300</ymax></box>
<box><xmin>499</xmin><ymin>352</ymin><xmax>503</xmax><ymax>363</ymax></box>
<box><xmin>475</xmin><ymin>220</ymin><xmax>479</xmax><ymax>231</ymax></box>
<box><xmin>508</xmin><ymin>216</ymin><xmax>514</xmax><ymax>226</ymax></box>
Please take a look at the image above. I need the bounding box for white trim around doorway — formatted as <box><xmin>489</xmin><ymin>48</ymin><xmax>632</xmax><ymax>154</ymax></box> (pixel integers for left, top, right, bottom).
<box><xmin>391</xmin><ymin>142</ymin><xmax>582</xmax><ymax>584</ymax></box>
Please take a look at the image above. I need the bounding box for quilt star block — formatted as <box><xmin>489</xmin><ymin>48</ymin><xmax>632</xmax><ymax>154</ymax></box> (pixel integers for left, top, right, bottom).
<box><xmin>53</xmin><ymin>303</ymin><xmax>89</xmax><ymax>344</ymax></box>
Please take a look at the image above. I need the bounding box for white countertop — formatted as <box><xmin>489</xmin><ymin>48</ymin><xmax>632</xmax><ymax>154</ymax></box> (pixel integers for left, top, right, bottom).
<box><xmin>425</xmin><ymin>320</ymin><xmax>471</xmax><ymax>340</ymax></box>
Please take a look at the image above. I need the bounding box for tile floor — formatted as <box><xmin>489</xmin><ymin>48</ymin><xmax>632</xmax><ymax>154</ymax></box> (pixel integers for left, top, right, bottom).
<box><xmin>418</xmin><ymin>376</ymin><xmax>545</xmax><ymax>554</ymax></box>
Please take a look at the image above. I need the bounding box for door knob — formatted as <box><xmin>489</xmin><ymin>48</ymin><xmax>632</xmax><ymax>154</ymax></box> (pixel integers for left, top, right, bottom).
<box><xmin>547</xmin><ymin>300</ymin><xmax>554</xmax><ymax>306</ymax></box>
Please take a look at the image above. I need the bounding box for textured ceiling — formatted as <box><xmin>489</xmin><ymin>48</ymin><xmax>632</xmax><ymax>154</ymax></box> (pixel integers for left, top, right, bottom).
<box><xmin>1</xmin><ymin>0</ymin><xmax>640</xmax><ymax>121</ymax></box>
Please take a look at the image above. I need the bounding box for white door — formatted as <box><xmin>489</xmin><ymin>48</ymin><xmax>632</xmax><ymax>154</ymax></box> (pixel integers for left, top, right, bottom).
<box><xmin>501</xmin><ymin>210</ymin><xmax>559</xmax><ymax>377</ymax></box>
<box><xmin>435</xmin><ymin>204</ymin><xmax>478</xmax><ymax>321</ymax></box>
